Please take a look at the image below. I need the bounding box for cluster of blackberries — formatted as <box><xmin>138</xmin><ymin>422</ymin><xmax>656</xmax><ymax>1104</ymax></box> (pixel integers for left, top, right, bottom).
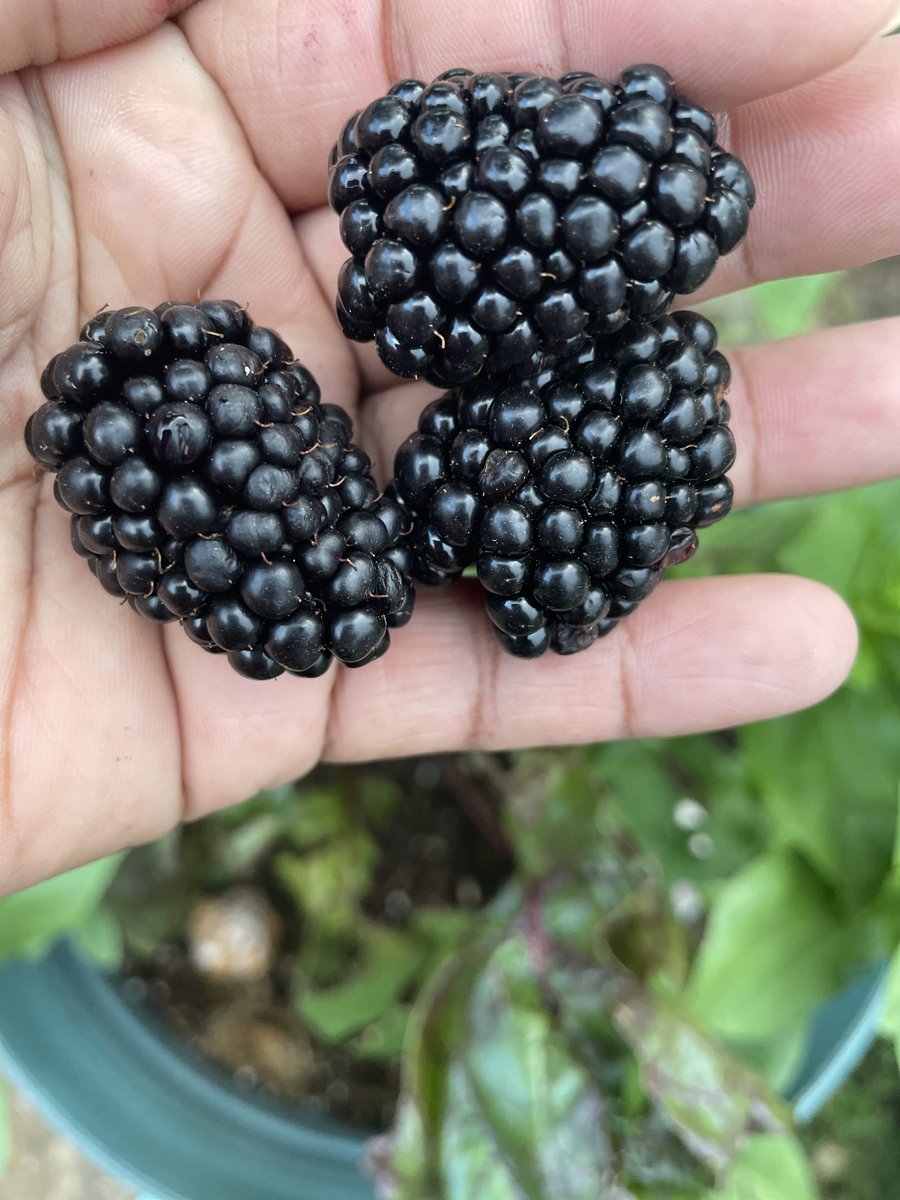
<box><xmin>25</xmin><ymin>64</ymin><xmax>749</xmax><ymax>675</ymax></box>
<box><xmin>330</xmin><ymin>64</ymin><xmax>754</xmax><ymax>386</ymax></box>
<box><xmin>393</xmin><ymin>311</ymin><xmax>734</xmax><ymax>655</ymax></box>
<box><xmin>25</xmin><ymin>301</ymin><xmax>414</xmax><ymax>680</ymax></box>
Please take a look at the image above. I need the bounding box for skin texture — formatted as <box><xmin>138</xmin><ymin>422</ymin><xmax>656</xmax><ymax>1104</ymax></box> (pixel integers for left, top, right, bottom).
<box><xmin>0</xmin><ymin>0</ymin><xmax>899</xmax><ymax>893</ymax></box>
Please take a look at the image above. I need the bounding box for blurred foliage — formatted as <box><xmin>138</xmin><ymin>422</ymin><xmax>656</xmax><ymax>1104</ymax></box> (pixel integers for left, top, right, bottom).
<box><xmin>0</xmin><ymin>856</ymin><xmax>122</xmax><ymax>962</ymax></box>
<box><xmin>800</xmin><ymin>1040</ymin><xmax>900</xmax><ymax>1200</ymax></box>
<box><xmin>2</xmin><ymin>269</ymin><xmax>900</xmax><ymax>1194</ymax></box>
<box><xmin>718</xmin><ymin>1134</ymin><xmax>819</xmax><ymax>1200</ymax></box>
<box><xmin>702</xmin><ymin>271</ymin><xmax>842</xmax><ymax>346</ymax></box>
<box><xmin>97</xmin><ymin>768</ymin><xmax>494</xmax><ymax>1064</ymax></box>
<box><xmin>686</xmin><ymin>853</ymin><xmax>861</xmax><ymax>1041</ymax></box>
<box><xmin>378</xmin><ymin>851</ymin><xmax>807</xmax><ymax>1200</ymax></box>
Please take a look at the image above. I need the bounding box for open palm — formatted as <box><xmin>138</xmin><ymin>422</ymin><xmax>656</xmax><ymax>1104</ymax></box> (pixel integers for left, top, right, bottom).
<box><xmin>1</xmin><ymin>0</ymin><xmax>898</xmax><ymax>891</ymax></box>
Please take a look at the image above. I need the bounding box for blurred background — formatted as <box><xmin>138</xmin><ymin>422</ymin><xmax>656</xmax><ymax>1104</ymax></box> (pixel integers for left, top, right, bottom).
<box><xmin>1</xmin><ymin>258</ymin><xmax>899</xmax><ymax>1198</ymax></box>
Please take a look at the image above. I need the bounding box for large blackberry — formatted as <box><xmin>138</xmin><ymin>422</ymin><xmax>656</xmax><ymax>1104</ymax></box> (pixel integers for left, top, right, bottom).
<box><xmin>25</xmin><ymin>301</ymin><xmax>415</xmax><ymax>680</ymax></box>
<box><xmin>392</xmin><ymin>310</ymin><xmax>733</xmax><ymax>657</ymax></box>
<box><xmin>330</xmin><ymin>65</ymin><xmax>754</xmax><ymax>387</ymax></box>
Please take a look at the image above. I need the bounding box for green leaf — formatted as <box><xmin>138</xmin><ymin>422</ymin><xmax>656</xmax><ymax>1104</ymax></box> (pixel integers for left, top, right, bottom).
<box><xmin>502</xmin><ymin>754</ymin><xmax>605</xmax><ymax>878</ymax></box>
<box><xmin>724</xmin><ymin>1020</ymin><xmax>810</xmax><ymax>1095</ymax></box>
<box><xmin>381</xmin><ymin>865</ymin><xmax>803</xmax><ymax>1200</ymax></box>
<box><xmin>874</xmin><ymin>785</ymin><xmax>900</xmax><ymax>893</ymax></box>
<box><xmin>214</xmin><ymin>812</ymin><xmax>284</xmax><ymax>877</ymax></box>
<box><xmin>777</xmin><ymin>500</ymin><xmax>865</xmax><ymax>596</ymax></box>
<box><xmin>412</xmin><ymin>906</ymin><xmax>483</xmax><ymax>978</ymax></box>
<box><xmin>742</xmin><ymin>698</ymin><xmax>899</xmax><ymax>900</ymax></box>
<box><xmin>273</xmin><ymin>829</ymin><xmax>377</xmax><ymax>933</ymax></box>
<box><xmin>617</xmin><ymin>1107</ymin><xmax>710</xmax><ymax>1196</ymax></box>
<box><xmin>358</xmin><ymin>775</ymin><xmax>406</xmax><ymax>828</ymax></box>
<box><xmin>110</xmin><ymin>885</ymin><xmax>191</xmax><ymax>960</ymax></box>
<box><xmin>890</xmin><ymin>788</ymin><xmax>900</xmax><ymax>876</ymax></box>
<box><xmin>589</xmin><ymin>738</ymin><xmax>766</xmax><ymax>887</ymax></box>
<box><xmin>374</xmin><ymin>1093</ymin><xmax>437</xmax><ymax>1200</ymax></box>
<box><xmin>297</xmin><ymin>925</ymin><xmax>425</xmax><ymax>1043</ymax></box>
<box><xmin>441</xmin><ymin>1053</ymin><xmax>629</xmax><ymax>1200</ymax></box>
<box><xmin>381</xmin><ymin>951</ymin><xmax>485</xmax><ymax>1199</ymax></box>
<box><xmin>614</xmin><ymin>994</ymin><xmax>788</xmax><ymax>1176</ymax></box>
<box><xmin>212</xmin><ymin>784</ymin><xmax>296</xmax><ymax>827</ymax></box>
<box><xmin>439</xmin><ymin>1059</ymin><xmax>532</xmax><ymax>1200</ymax></box>
<box><xmin>71</xmin><ymin>907</ymin><xmax>124</xmax><ymax>971</ymax></box>
<box><xmin>458</xmin><ymin>937</ymin><xmax>618</xmax><ymax>1199</ymax></box>
<box><xmin>877</xmin><ymin>945</ymin><xmax>900</xmax><ymax>1068</ymax></box>
<box><xmin>714</xmin><ymin>1133</ymin><xmax>820</xmax><ymax>1200</ymax></box>
<box><xmin>0</xmin><ymin>1078</ymin><xmax>9</xmax><ymax>1177</ymax></box>
<box><xmin>282</xmin><ymin>776</ymin><xmax>403</xmax><ymax>851</ymax></box>
<box><xmin>747</xmin><ymin>273</ymin><xmax>841</xmax><ymax>341</ymax></box>
<box><xmin>283</xmin><ymin>785</ymin><xmax>348</xmax><ymax>849</ymax></box>
<box><xmin>686</xmin><ymin>853</ymin><xmax>856</xmax><ymax>1040</ymax></box>
<box><xmin>354</xmin><ymin>1003</ymin><xmax>412</xmax><ymax>1061</ymax></box>
<box><xmin>0</xmin><ymin>855</ymin><xmax>122</xmax><ymax>961</ymax></box>
<box><xmin>102</xmin><ymin>836</ymin><xmax>193</xmax><ymax>959</ymax></box>
<box><xmin>385</xmin><ymin>934</ymin><xmax>624</xmax><ymax>1200</ymax></box>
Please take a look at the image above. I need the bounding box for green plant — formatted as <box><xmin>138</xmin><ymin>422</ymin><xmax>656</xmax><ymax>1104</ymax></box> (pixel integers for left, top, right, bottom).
<box><xmin>375</xmin><ymin>806</ymin><xmax>819</xmax><ymax>1200</ymax></box>
<box><xmin>0</xmin><ymin>855</ymin><xmax>122</xmax><ymax>962</ymax></box>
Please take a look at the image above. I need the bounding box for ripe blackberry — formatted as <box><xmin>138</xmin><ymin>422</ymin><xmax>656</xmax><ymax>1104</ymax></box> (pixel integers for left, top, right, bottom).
<box><xmin>330</xmin><ymin>65</ymin><xmax>754</xmax><ymax>386</ymax></box>
<box><xmin>393</xmin><ymin>309</ymin><xmax>733</xmax><ymax>657</ymax></box>
<box><xmin>25</xmin><ymin>302</ymin><xmax>415</xmax><ymax>680</ymax></box>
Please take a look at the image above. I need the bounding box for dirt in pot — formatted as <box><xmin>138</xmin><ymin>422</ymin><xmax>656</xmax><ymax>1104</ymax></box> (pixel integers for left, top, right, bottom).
<box><xmin>106</xmin><ymin>756</ymin><xmax>513</xmax><ymax>1130</ymax></box>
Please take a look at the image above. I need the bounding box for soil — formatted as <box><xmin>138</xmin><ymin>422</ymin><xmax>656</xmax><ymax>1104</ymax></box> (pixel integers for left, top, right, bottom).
<box><xmin>120</xmin><ymin>756</ymin><xmax>513</xmax><ymax>1131</ymax></box>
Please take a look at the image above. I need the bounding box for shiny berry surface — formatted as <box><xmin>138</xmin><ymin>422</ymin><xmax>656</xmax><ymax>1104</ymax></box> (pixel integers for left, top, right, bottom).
<box><xmin>331</xmin><ymin>65</ymin><xmax>754</xmax><ymax>385</ymax></box>
<box><xmin>393</xmin><ymin>310</ymin><xmax>734</xmax><ymax>656</ymax></box>
<box><xmin>26</xmin><ymin>302</ymin><xmax>416</xmax><ymax>679</ymax></box>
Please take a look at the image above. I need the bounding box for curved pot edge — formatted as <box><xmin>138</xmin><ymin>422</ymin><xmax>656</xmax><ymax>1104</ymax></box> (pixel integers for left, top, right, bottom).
<box><xmin>0</xmin><ymin>941</ymin><xmax>373</xmax><ymax>1200</ymax></box>
<box><xmin>785</xmin><ymin>961</ymin><xmax>889</xmax><ymax>1123</ymax></box>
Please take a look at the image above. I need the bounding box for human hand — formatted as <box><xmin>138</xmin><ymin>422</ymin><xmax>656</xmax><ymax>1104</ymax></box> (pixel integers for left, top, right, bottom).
<box><xmin>1</xmin><ymin>0</ymin><xmax>898</xmax><ymax>891</ymax></box>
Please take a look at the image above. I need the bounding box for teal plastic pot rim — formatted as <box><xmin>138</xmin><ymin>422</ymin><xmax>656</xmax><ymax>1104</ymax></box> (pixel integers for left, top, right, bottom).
<box><xmin>787</xmin><ymin>962</ymin><xmax>889</xmax><ymax>1123</ymax></box>
<box><xmin>0</xmin><ymin>943</ymin><xmax>889</xmax><ymax>1200</ymax></box>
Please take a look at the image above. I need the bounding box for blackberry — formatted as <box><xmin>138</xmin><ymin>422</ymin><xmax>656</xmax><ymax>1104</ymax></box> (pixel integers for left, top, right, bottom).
<box><xmin>26</xmin><ymin>301</ymin><xmax>415</xmax><ymax>680</ymax></box>
<box><xmin>393</xmin><ymin>309</ymin><xmax>733</xmax><ymax>657</ymax></box>
<box><xmin>330</xmin><ymin>65</ymin><xmax>754</xmax><ymax>386</ymax></box>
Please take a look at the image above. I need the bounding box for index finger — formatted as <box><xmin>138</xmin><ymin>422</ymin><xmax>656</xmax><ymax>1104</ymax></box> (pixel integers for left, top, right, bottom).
<box><xmin>180</xmin><ymin>0</ymin><xmax>900</xmax><ymax>211</ymax></box>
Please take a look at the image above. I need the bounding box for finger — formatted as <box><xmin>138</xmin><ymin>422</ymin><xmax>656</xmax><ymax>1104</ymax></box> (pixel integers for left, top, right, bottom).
<box><xmin>180</xmin><ymin>0</ymin><xmax>900</xmax><ymax>212</ymax></box>
<box><xmin>390</xmin><ymin>0</ymin><xmax>899</xmax><ymax>111</ymax></box>
<box><xmin>321</xmin><ymin>575</ymin><xmax>857</xmax><ymax>762</ymax></box>
<box><xmin>1</xmin><ymin>0</ymin><xmax>199</xmax><ymax>74</ymax></box>
<box><xmin>34</xmin><ymin>24</ymin><xmax>359</xmax><ymax>413</ymax></box>
<box><xmin>355</xmin><ymin>315</ymin><xmax>900</xmax><ymax>505</ymax></box>
<box><xmin>700</xmin><ymin>36</ymin><xmax>900</xmax><ymax>299</ymax></box>
<box><xmin>728</xmin><ymin>320</ymin><xmax>900</xmax><ymax>504</ymax></box>
<box><xmin>163</xmin><ymin>624</ymin><xmax>333</xmax><ymax>823</ymax></box>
